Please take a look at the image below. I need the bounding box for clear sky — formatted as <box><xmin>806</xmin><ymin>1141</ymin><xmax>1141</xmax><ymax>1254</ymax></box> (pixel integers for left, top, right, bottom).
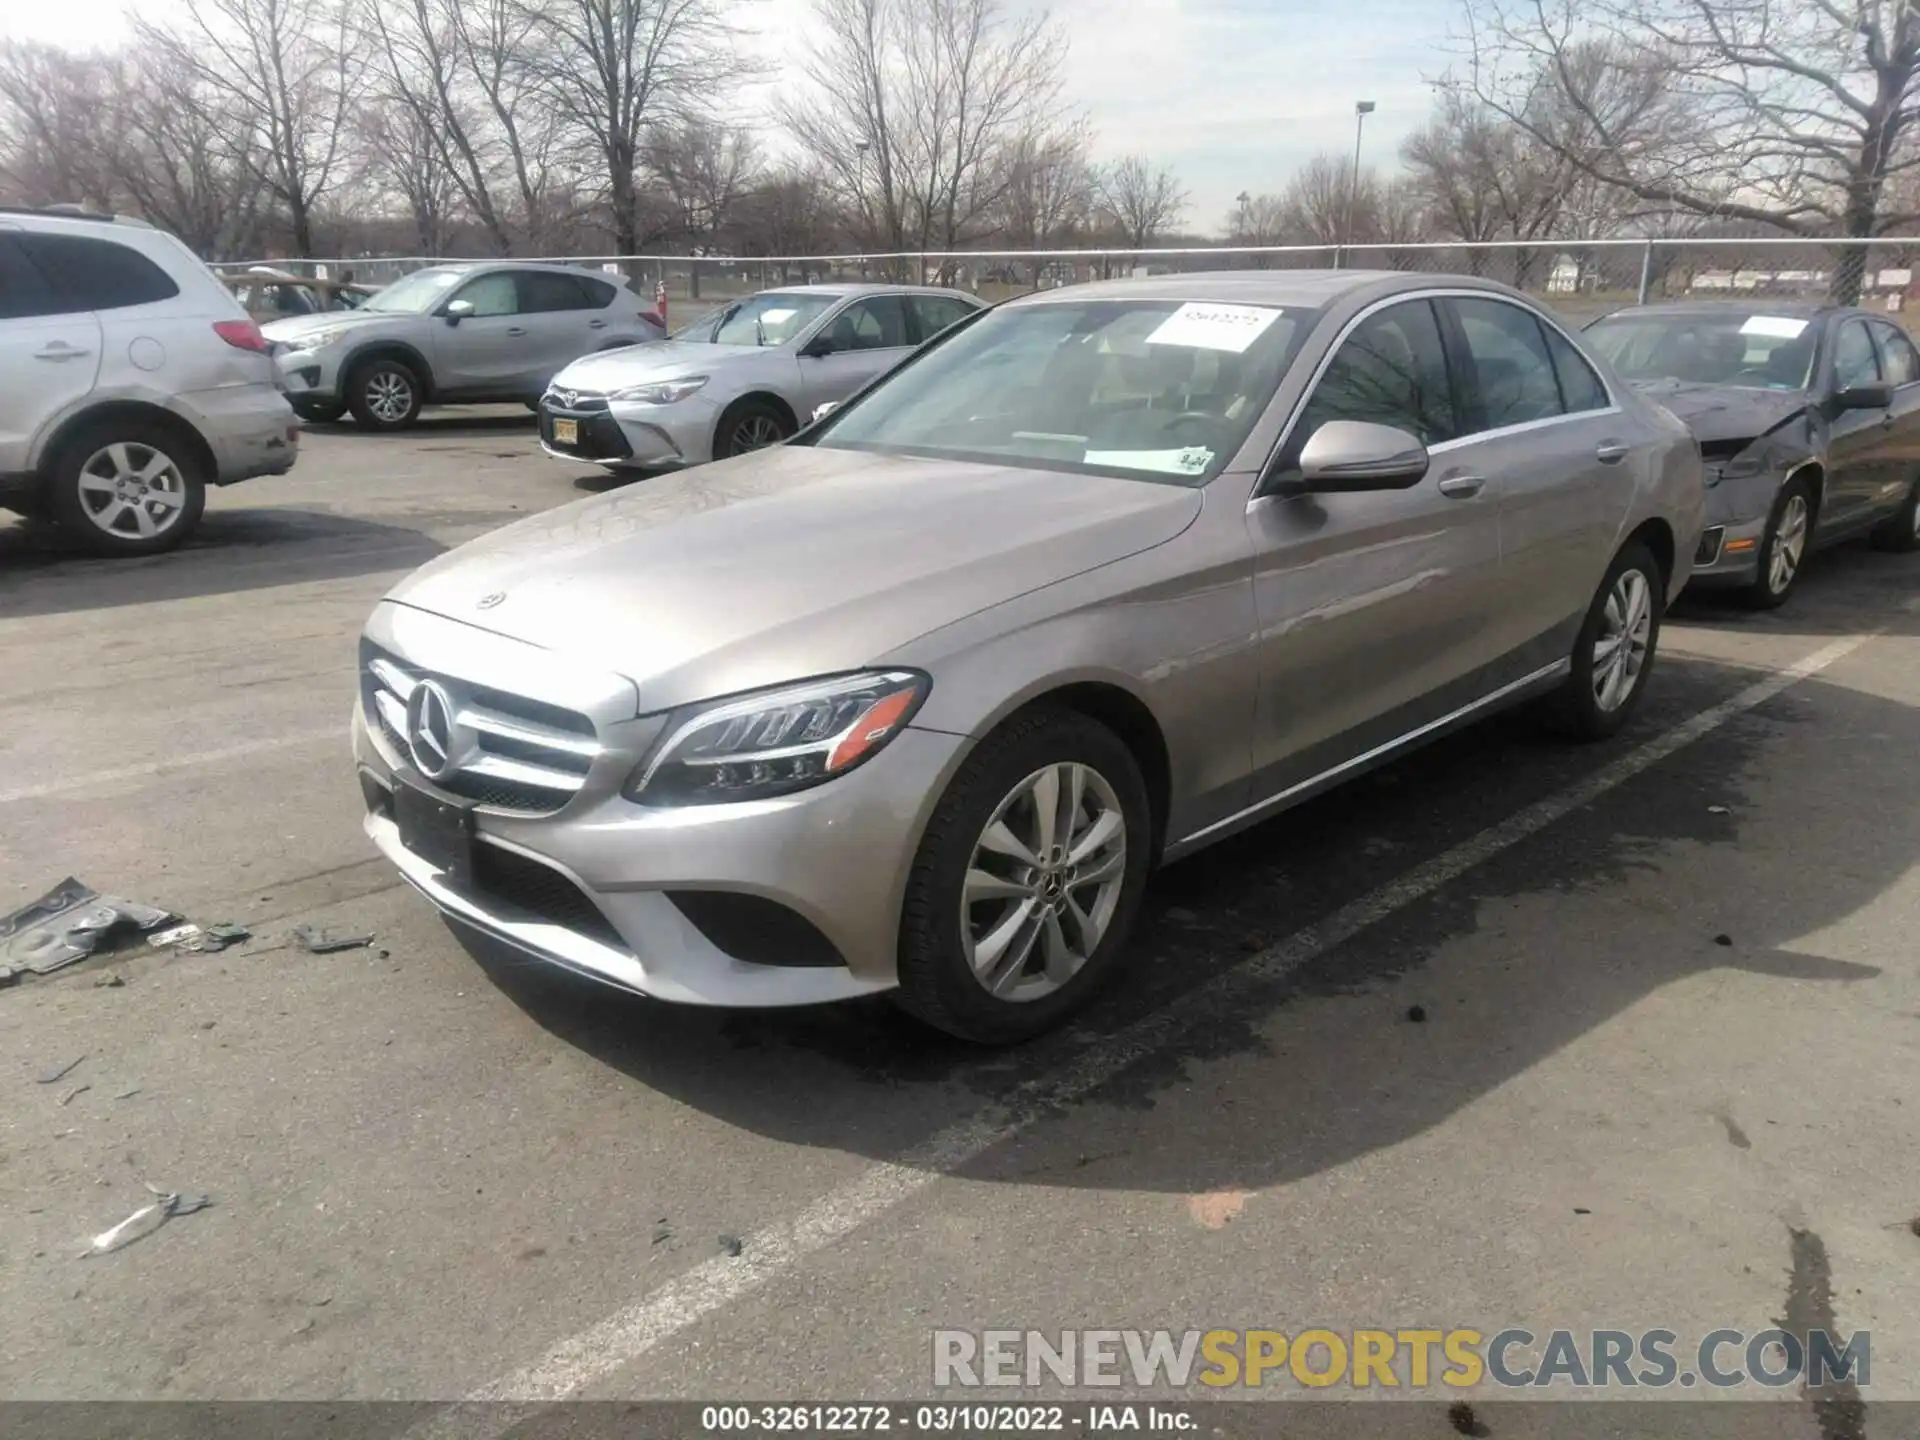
<box><xmin>9</xmin><ymin>0</ymin><xmax>1456</xmax><ymax>235</ymax></box>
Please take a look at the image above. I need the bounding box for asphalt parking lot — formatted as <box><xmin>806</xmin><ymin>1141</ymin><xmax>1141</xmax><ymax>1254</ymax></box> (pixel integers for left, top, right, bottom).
<box><xmin>3</xmin><ymin>411</ymin><xmax>1919</xmax><ymax>1433</ymax></box>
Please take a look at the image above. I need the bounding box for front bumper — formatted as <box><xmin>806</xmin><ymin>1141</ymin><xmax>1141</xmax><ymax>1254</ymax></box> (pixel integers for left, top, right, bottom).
<box><xmin>272</xmin><ymin>344</ymin><xmax>345</xmax><ymax>403</ymax></box>
<box><xmin>538</xmin><ymin>391</ymin><xmax>726</xmax><ymax>470</ymax></box>
<box><xmin>352</xmin><ymin>602</ymin><xmax>965</xmax><ymax>1006</ymax></box>
<box><xmin>1683</xmin><ymin>466</ymin><xmax>1785</xmax><ymax>587</ymax></box>
<box><xmin>175</xmin><ymin>383</ymin><xmax>300</xmax><ymax>483</ymax></box>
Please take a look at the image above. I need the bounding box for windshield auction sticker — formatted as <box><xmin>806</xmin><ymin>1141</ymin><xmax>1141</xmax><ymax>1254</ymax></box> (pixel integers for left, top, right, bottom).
<box><xmin>1146</xmin><ymin>303</ymin><xmax>1282</xmax><ymax>353</ymax></box>
<box><xmin>1739</xmin><ymin>315</ymin><xmax>1810</xmax><ymax>338</ymax></box>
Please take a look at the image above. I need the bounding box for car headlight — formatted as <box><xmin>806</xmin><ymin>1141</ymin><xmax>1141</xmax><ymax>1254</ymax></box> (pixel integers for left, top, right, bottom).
<box><xmin>610</xmin><ymin>376</ymin><xmax>708</xmax><ymax>405</ymax></box>
<box><xmin>292</xmin><ymin>327</ymin><xmax>348</xmax><ymax>351</ymax></box>
<box><xmin>625</xmin><ymin>670</ymin><xmax>929</xmax><ymax>806</ymax></box>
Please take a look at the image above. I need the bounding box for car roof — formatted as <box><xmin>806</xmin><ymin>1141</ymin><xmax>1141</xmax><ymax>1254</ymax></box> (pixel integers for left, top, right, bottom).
<box><xmin>755</xmin><ymin>281</ymin><xmax>978</xmax><ymax>301</ymax></box>
<box><xmin>1591</xmin><ymin>300</ymin><xmax>1839</xmax><ymax>322</ymax></box>
<box><xmin>998</xmin><ymin>269</ymin><xmax>1528</xmax><ymax>310</ymax></box>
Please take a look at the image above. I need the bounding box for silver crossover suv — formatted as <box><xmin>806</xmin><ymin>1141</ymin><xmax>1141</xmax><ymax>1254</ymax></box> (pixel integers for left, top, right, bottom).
<box><xmin>354</xmin><ymin>271</ymin><xmax>1703</xmax><ymax>1043</ymax></box>
<box><xmin>264</xmin><ymin>262</ymin><xmax>664</xmax><ymax>431</ymax></box>
<box><xmin>537</xmin><ymin>283</ymin><xmax>982</xmax><ymax>467</ymax></box>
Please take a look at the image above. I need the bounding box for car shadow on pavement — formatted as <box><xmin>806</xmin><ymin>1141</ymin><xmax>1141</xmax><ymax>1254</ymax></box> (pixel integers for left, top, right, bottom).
<box><xmin>303</xmin><ymin>408</ymin><xmax>537</xmax><ymax>440</ymax></box>
<box><xmin>0</xmin><ymin>507</ymin><xmax>446</xmax><ymax>618</ymax></box>
<box><xmin>455</xmin><ymin>642</ymin><xmax>1910</xmax><ymax>1196</ymax></box>
<box><xmin>1670</xmin><ymin>539</ymin><xmax>1920</xmax><ymax>640</ymax></box>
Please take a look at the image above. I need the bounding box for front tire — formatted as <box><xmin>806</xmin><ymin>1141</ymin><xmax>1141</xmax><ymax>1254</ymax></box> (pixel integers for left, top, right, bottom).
<box><xmin>1549</xmin><ymin>540</ymin><xmax>1662</xmax><ymax>741</ymax></box>
<box><xmin>347</xmin><ymin>357</ymin><xmax>424</xmax><ymax>431</ymax></box>
<box><xmin>1870</xmin><ymin>474</ymin><xmax>1920</xmax><ymax>553</ymax></box>
<box><xmin>713</xmin><ymin>398</ymin><xmax>792</xmax><ymax>459</ymax></box>
<box><xmin>895</xmin><ymin>709</ymin><xmax>1152</xmax><ymax>1045</ymax></box>
<box><xmin>47</xmin><ymin>422</ymin><xmax>206</xmax><ymax>556</ymax></box>
<box><xmin>1743</xmin><ymin>475</ymin><xmax>1814</xmax><ymax>608</ymax></box>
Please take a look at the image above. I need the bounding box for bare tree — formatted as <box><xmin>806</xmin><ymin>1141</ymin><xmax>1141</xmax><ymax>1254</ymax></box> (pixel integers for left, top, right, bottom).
<box><xmin>1463</xmin><ymin>0</ymin><xmax>1920</xmax><ymax>299</ymax></box>
<box><xmin>734</xmin><ymin>162</ymin><xmax>842</xmax><ymax>269</ymax></box>
<box><xmin>528</xmin><ymin>0</ymin><xmax>746</xmax><ymax>260</ymax></box>
<box><xmin>109</xmin><ymin>50</ymin><xmax>270</xmax><ymax>258</ymax></box>
<box><xmin>0</xmin><ymin>42</ymin><xmax>117</xmax><ymax>209</ymax></box>
<box><xmin>135</xmin><ymin>0</ymin><xmax>360</xmax><ymax>257</ymax></box>
<box><xmin>358</xmin><ymin>94</ymin><xmax>459</xmax><ymax>253</ymax></box>
<box><xmin>645</xmin><ymin>119</ymin><xmax>759</xmax><ymax>249</ymax></box>
<box><xmin>1277</xmin><ymin>152</ymin><xmax>1379</xmax><ymax>246</ymax></box>
<box><xmin>779</xmin><ymin>0</ymin><xmax>1071</xmax><ymax>264</ymax></box>
<box><xmin>1000</xmin><ymin>124</ymin><xmax>1095</xmax><ymax>250</ymax></box>
<box><xmin>1093</xmin><ymin>153</ymin><xmax>1187</xmax><ymax>249</ymax></box>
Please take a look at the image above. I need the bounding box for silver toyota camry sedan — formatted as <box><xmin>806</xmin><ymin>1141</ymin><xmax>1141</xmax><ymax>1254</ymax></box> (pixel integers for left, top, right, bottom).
<box><xmin>354</xmin><ymin>271</ymin><xmax>1704</xmax><ymax>1043</ymax></box>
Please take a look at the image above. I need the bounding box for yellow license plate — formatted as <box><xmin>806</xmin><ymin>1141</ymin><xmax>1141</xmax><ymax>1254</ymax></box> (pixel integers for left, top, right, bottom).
<box><xmin>553</xmin><ymin>418</ymin><xmax>578</xmax><ymax>444</ymax></box>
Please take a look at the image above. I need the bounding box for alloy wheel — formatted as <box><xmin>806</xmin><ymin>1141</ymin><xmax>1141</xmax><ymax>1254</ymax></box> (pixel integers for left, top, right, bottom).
<box><xmin>74</xmin><ymin>442</ymin><xmax>190</xmax><ymax>541</ymax></box>
<box><xmin>1591</xmin><ymin>567</ymin><xmax>1653</xmax><ymax>713</ymax></box>
<box><xmin>365</xmin><ymin>371</ymin><xmax>414</xmax><ymax>424</ymax></box>
<box><xmin>960</xmin><ymin>762</ymin><xmax>1128</xmax><ymax>1002</ymax></box>
<box><xmin>1769</xmin><ymin>493</ymin><xmax>1809</xmax><ymax>595</ymax></box>
<box><xmin>732</xmin><ymin>414</ymin><xmax>786</xmax><ymax>452</ymax></box>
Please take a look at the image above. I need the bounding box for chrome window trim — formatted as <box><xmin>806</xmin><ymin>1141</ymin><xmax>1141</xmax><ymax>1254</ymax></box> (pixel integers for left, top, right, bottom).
<box><xmin>1169</xmin><ymin>656</ymin><xmax>1572</xmax><ymax>854</ymax></box>
<box><xmin>1249</xmin><ymin>287</ymin><xmax>1622</xmax><ymax>493</ymax></box>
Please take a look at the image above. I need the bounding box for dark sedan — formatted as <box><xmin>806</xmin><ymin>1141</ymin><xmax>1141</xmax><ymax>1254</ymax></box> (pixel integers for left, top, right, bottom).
<box><xmin>1586</xmin><ymin>302</ymin><xmax>1920</xmax><ymax>607</ymax></box>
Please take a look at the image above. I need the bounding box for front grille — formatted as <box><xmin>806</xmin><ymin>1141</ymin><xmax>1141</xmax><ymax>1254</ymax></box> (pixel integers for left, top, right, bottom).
<box><xmin>540</xmin><ymin>395</ymin><xmax>631</xmax><ymax>461</ymax></box>
<box><xmin>360</xmin><ymin>640</ymin><xmax>599</xmax><ymax>815</ymax></box>
<box><xmin>473</xmin><ymin>843</ymin><xmax>625</xmax><ymax>950</ymax></box>
<box><xmin>543</xmin><ymin>388</ymin><xmax>611</xmax><ymax>413</ymax></box>
<box><xmin>1696</xmin><ymin>526</ymin><xmax>1725</xmax><ymax>565</ymax></box>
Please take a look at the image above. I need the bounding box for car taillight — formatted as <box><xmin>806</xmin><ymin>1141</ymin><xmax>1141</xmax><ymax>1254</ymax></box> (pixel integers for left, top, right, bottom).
<box><xmin>213</xmin><ymin>319</ymin><xmax>270</xmax><ymax>353</ymax></box>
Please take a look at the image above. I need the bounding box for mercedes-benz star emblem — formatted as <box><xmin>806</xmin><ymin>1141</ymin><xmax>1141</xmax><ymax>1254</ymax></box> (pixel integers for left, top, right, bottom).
<box><xmin>476</xmin><ymin>591</ymin><xmax>506</xmax><ymax>610</ymax></box>
<box><xmin>406</xmin><ymin>679</ymin><xmax>460</xmax><ymax>780</ymax></box>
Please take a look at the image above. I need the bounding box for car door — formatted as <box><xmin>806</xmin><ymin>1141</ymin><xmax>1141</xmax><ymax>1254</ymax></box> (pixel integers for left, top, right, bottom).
<box><xmin>1867</xmin><ymin>319</ymin><xmax>1920</xmax><ymax>514</ymax></box>
<box><xmin>0</xmin><ymin>231</ymin><xmax>102</xmax><ymax>475</ymax></box>
<box><xmin>1823</xmin><ymin>316</ymin><xmax>1895</xmax><ymax>528</ymax></box>
<box><xmin>797</xmin><ymin>295</ymin><xmax>917</xmax><ymax>411</ymax></box>
<box><xmin>516</xmin><ymin>271</ymin><xmax>607</xmax><ymax>388</ymax></box>
<box><xmin>1439</xmin><ymin>294</ymin><xmax>1624</xmax><ymax>671</ymax></box>
<box><xmin>430</xmin><ymin>271</ymin><xmax>526</xmax><ymax>396</ymax></box>
<box><xmin>1243</xmin><ymin>295</ymin><xmax>1506</xmax><ymax>800</ymax></box>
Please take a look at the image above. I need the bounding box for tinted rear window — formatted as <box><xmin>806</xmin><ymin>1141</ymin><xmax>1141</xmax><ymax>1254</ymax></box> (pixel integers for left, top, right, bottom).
<box><xmin>19</xmin><ymin>233</ymin><xmax>181</xmax><ymax>311</ymax></box>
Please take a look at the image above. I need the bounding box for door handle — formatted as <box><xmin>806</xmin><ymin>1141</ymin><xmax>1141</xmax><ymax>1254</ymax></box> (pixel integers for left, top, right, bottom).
<box><xmin>1595</xmin><ymin>440</ymin><xmax>1630</xmax><ymax>463</ymax></box>
<box><xmin>34</xmin><ymin>343</ymin><xmax>91</xmax><ymax>361</ymax></box>
<box><xmin>506</xmin><ymin>326</ymin><xmax>527</xmax><ymax>337</ymax></box>
<box><xmin>587</xmin><ymin>318</ymin><xmax>607</xmax><ymax>329</ymax></box>
<box><xmin>1437</xmin><ymin>474</ymin><xmax>1486</xmax><ymax>499</ymax></box>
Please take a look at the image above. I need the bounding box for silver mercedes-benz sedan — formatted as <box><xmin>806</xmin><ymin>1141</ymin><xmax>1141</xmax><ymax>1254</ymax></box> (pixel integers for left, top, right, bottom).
<box><xmin>354</xmin><ymin>270</ymin><xmax>1704</xmax><ymax>1043</ymax></box>
<box><xmin>536</xmin><ymin>282</ymin><xmax>983</xmax><ymax>469</ymax></box>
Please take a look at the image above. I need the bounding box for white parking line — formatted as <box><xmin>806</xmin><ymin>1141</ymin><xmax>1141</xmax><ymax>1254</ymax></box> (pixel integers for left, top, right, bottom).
<box><xmin>403</xmin><ymin>627</ymin><xmax>1877</xmax><ymax>1427</ymax></box>
<box><xmin>0</xmin><ymin>727</ymin><xmax>344</xmax><ymax>805</ymax></box>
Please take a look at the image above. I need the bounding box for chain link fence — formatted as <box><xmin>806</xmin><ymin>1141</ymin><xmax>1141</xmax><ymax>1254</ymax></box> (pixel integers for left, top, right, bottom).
<box><xmin>215</xmin><ymin>237</ymin><xmax>1920</xmax><ymax>331</ymax></box>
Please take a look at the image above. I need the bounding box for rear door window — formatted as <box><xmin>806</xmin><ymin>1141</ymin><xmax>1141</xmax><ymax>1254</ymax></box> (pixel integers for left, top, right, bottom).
<box><xmin>18</xmin><ymin>233</ymin><xmax>180</xmax><ymax>311</ymax></box>
<box><xmin>1449</xmin><ymin>297</ymin><xmax>1566</xmax><ymax>432</ymax></box>
<box><xmin>909</xmin><ymin>295</ymin><xmax>978</xmax><ymax>342</ymax></box>
<box><xmin>1541</xmin><ymin>325</ymin><xmax>1610</xmax><ymax>412</ymax></box>
<box><xmin>518</xmin><ymin>272</ymin><xmax>595</xmax><ymax>312</ymax></box>
<box><xmin>0</xmin><ymin>234</ymin><xmax>62</xmax><ymax>319</ymax></box>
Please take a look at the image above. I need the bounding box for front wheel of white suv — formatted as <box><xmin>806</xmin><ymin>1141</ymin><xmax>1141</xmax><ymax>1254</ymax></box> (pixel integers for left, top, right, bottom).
<box><xmin>48</xmin><ymin>422</ymin><xmax>207</xmax><ymax>556</ymax></box>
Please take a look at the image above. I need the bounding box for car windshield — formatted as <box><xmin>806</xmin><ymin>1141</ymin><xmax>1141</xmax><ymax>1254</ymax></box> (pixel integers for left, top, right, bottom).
<box><xmin>814</xmin><ymin>298</ymin><xmax>1314</xmax><ymax>484</ymax></box>
<box><xmin>364</xmin><ymin>268</ymin><xmax>466</xmax><ymax>314</ymax></box>
<box><xmin>1585</xmin><ymin>311</ymin><xmax>1818</xmax><ymax>390</ymax></box>
<box><xmin>709</xmin><ymin>292</ymin><xmax>839</xmax><ymax>346</ymax></box>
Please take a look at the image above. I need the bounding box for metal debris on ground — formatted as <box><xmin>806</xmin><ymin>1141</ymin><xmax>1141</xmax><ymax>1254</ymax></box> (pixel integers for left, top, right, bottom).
<box><xmin>59</xmin><ymin>1084</ymin><xmax>89</xmax><ymax>1106</ymax></box>
<box><xmin>113</xmin><ymin>1088</ymin><xmax>140</xmax><ymax>1100</ymax></box>
<box><xmin>718</xmin><ymin>1234</ymin><xmax>743</xmax><ymax>1257</ymax></box>
<box><xmin>0</xmin><ymin>879</ymin><xmax>173</xmax><ymax>979</ymax></box>
<box><xmin>83</xmin><ymin>1183</ymin><xmax>213</xmax><ymax>1257</ymax></box>
<box><xmin>35</xmin><ymin>1055</ymin><xmax>86</xmax><ymax>1085</ymax></box>
<box><xmin>149</xmin><ymin>921</ymin><xmax>251</xmax><ymax>954</ymax></box>
<box><xmin>1708</xmin><ymin>804</ymin><xmax>1731</xmax><ymax>815</ymax></box>
<box><xmin>651</xmin><ymin>1223</ymin><xmax>672</xmax><ymax>1245</ymax></box>
<box><xmin>93</xmin><ymin>973</ymin><xmax>126</xmax><ymax>989</ymax></box>
<box><xmin>290</xmin><ymin>925</ymin><xmax>375</xmax><ymax>954</ymax></box>
<box><xmin>147</xmin><ymin>923</ymin><xmax>203</xmax><ymax>949</ymax></box>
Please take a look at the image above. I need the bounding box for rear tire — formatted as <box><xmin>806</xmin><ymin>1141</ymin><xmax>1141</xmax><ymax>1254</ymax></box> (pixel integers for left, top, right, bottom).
<box><xmin>47</xmin><ymin>421</ymin><xmax>206</xmax><ymax>556</ymax></box>
<box><xmin>713</xmin><ymin>398</ymin><xmax>792</xmax><ymax>459</ymax></box>
<box><xmin>894</xmin><ymin>709</ymin><xmax>1152</xmax><ymax>1045</ymax></box>
<box><xmin>347</xmin><ymin>357</ymin><xmax>424</xmax><ymax>431</ymax></box>
<box><xmin>1742</xmin><ymin>475</ymin><xmax>1814</xmax><ymax>608</ymax></box>
<box><xmin>1548</xmin><ymin>540</ymin><xmax>1662</xmax><ymax>742</ymax></box>
<box><xmin>1870</xmin><ymin>474</ymin><xmax>1920</xmax><ymax>553</ymax></box>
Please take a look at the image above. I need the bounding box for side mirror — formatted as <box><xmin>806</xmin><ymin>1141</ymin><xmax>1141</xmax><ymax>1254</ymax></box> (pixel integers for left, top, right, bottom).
<box><xmin>444</xmin><ymin>298</ymin><xmax>475</xmax><ymax>326</ymax></box>
<box><xmin>1283</xmin><ymin>420</ymin><xmax>1430</xmax><ymax>494</ymax></box>
<box><xmin>1833</xmin><ymin>382</ymin><xmax>1892</xmax><ymax>413</ymax></box>
<box><xmin>801</xmin><ymin>333</ymin><xmax>838</xmax><ymax>358</ymax></box>
<box><xmin>811</xmin><ymin>401</ymin><xmax>840</xmax><ymax>423</ymax></box>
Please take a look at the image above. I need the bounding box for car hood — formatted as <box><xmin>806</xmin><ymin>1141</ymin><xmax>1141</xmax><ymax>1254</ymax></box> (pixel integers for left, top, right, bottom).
<box><xmin>1629</xmin><ymin>380</ymin><xmax>1809</xmax><ymax>445</ymax></box>
<box><xmin>384</xmin><ymin>444</ymin><xmax>1202</xmax><ymax>713</ymax></box>
<box><xmin>261</xmin><ymin>311</ymin><xmax>409</xmax><ymax>343</ymax></box>
<box><xmin>552</xmin><ymin>341</ymin><xmax>762</xmax><ymax>390</ymax></box>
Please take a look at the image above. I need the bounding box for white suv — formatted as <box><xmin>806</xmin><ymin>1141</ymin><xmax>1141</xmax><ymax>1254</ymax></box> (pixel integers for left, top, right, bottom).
<box><xmin>0</xmin><ymin>207</ymin><xmax>299</xmax><ymax>555</ymax></box>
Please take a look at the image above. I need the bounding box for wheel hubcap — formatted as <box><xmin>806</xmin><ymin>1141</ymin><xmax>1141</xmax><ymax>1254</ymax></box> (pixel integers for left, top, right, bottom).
<box><xmin>1591</xmin><ymin>567</ymin><xmax>1653</xmax><ymax>713</ymax></box>
<box><xmin>75</xmin><ymin>442</ymin><xmax>187</xmax><ymax>539</ymax></box>
<box><xmin>961</xmin><ymin>762</ymin><xmax>1128</xmax><ymax>1002</ymax></box>
<box><xmin>1769</xmin><ymin>494</ymin><xmax>1808</xmax><ymax>594</ymax></box>
<box><xmin>733</xmin><ymin>415</ymin><xmax>784</xmax><ymax>452</ymax></box>
<box><xmin>367</xmin><ymin>372</ymin><xmax>412</xmax><ymax>422</ymax></box>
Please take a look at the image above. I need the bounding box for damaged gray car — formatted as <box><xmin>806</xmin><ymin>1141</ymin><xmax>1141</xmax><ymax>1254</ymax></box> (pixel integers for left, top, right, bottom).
<box><xmin>1586</xmin><ymin>302</ymin><xmax>1920</xmax><ymax>607</ymax></box>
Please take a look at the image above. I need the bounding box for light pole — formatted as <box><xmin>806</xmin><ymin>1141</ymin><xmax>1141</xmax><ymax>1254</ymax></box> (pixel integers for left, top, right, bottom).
<box><xmin>854</xmin><ymin>139</ymin><xmax>872</xmax><ymax>280</ymax></box>
<box><xmin>1339</xmin><ymin>100</ymin><xmax>1376</xmax><ymax>269</ymax></box>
